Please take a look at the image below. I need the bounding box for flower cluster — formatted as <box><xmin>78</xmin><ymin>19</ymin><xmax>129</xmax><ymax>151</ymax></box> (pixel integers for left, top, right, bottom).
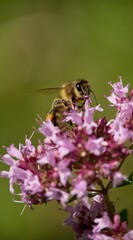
<box><xmin>65</xmin><ymin>196</ymin><xmax>133</xmax><ymax>240</ymax></box>
<box><xmin>1</xmin><ymin>78</ymin><xmax>133</xmax><ymax>239</ymax></box>
<box><xmin>107</xmin><ymin>80</ymin><xmax>133</xmax><ymax>144</ymax></box>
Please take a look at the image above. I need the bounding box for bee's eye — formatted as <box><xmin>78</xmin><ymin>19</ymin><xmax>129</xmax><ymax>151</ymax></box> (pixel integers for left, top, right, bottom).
<box><xmin>76</xmin><ymin>83</ymin><xmax>82</xmax><ymax>92</ymax></box>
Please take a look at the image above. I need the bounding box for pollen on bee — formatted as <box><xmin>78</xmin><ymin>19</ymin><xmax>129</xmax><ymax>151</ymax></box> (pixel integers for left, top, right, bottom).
<box><xmin>46</xmin><ymin>113</ymin><xmax>53</xmax><ymax>121</ymax></box>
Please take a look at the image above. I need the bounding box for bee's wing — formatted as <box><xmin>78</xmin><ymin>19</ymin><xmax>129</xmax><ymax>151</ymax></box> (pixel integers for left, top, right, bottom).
<box><xmin>32</xmin><ymin>87</ymin><xmax>64</xmax><ymax>95</ymax></box>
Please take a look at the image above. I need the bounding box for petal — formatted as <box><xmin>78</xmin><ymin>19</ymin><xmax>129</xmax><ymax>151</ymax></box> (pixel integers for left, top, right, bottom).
<box><xmin>7</xmin><ymin>144</ymin><xmax>23</xmax><ymax>160</ymax></box>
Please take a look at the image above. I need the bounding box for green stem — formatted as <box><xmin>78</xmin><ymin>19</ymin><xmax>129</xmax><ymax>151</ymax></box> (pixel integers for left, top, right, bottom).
<box><xmin>103</xmin><ymin>191</ymin><xmax>115</xmax><ymax>221</ymax></box>
<box><xmin>97</xmin><ymin>179</ymin><xmax>115</xmax><ymax>221</ymax></box>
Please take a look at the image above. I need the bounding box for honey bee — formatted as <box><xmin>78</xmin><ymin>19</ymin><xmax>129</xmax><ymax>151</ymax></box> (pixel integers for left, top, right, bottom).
<box><xmin>34</xmin><ymin>79</ymin><xmax>97</xmax><ymax>130</ymax></box>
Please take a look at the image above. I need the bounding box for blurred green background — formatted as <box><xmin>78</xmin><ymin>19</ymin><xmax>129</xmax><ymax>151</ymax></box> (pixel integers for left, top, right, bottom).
<box><xmin>0</xmin><ymin>0</ymin><xmax>133</xmax><ymax>239</ymax></box>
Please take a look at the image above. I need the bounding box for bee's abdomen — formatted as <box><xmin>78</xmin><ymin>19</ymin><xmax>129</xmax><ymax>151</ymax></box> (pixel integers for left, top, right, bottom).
<box><xmin>47</xmin><ymin>99</ymin><xmax>70</xmax><ymax>130</ymax></box>
<box><xmin>53</xmin><ymin>105</ymin><xmax>66</xmax><ymax>128</ymax></box>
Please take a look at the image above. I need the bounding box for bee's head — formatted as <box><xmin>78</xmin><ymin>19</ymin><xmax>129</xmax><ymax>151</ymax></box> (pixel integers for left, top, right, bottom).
<box><xmin>75</xmin><ymin>79</ymin><xmax>91</xmax><ymax>99</ymax></box>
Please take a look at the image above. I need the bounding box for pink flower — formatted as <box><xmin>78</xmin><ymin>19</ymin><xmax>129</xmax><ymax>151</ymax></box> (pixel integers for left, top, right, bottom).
<box><xmin>39</xmin><ymin>119</ymin><xmax>60</xmax><ymax>137</ymax></box>
<box><xmin>108</xmin><ymin>116</ymin><xmax>133</xmax><ymax>144</ymax></box>
<box><xmin>7</xmin><ymin>144</ymin><xmax>23</xmax><ymax>160</ymax></box>
<box><xmin>71</xmin><ymin>179</ymin><xmax>87</xmax><ymax>198</ymax></box>
<box><xmin>124</xmin><ymin>230</ymin><xmax>133</xmax><ymax>240</ymax></box>
<box><xmin>108</xmin><ymin>79</ymin><xmax>129</xmax><ymax>99</ymax></box>
<box><xmin>1</xmin><ymin>78</ymin><xmax>133</xmax><ymax>239</ymax></box>
<box><xmin>64</xmin><ymin>109</ymin><xmax>83</xmax><ymax>126</ymax></box>
<box><xmin>57</xmin><ymin>137</ymin><xmax>76</xmax><ymax>158</ymax></box>
<box><xmin>86</xmin><ymin>137</ymin><xmax>108</xmax><ymax>156</ymax></box>
<box><xmin>83</xmin><ymin>100</ymin><xmax>103</xmax><ymax>134</ymax></box>
<box><xmin>2</xmin><ymin>153</ymin><xmax>18</xmax><ymax>166</ymax></box>
<box><xmin>93</xmin><ymin>212</ymin><xmax>113</xmax><ymax>233</ymax></box>
<box><xmin>57</xmin><ymin>159</ymin><xmax>71</xmax><ymax>185</ymax></box>
<box><xmin>44</xmin><ymin>188</ymin><xmax>69</xmax><ymax>206</ymax></box>
<box><xmin>113</xmin><ymin>172</ymin><xmax>127</xmax><ymax>187</ymax></box>
<box><xmin>39</xmin><ymin>119</ymin><xmax>60</xmax><ymax>145</ymax></box>
<box><xmin>22</xmin><ymin>171</ymin><xmax>43</xmax><ymax>194</ymax></box>
<box><xmin>37</xmin><ymin>150</ymin><xmax>56</xmax><ymax>167</ymax></box>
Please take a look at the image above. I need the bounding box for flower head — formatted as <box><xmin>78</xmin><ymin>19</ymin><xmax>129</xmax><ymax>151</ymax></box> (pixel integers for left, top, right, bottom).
<box><xmin>1</xmin><ymin>80</ymin><xmax>133</xmax><ymax>206</ymax></box>
<box><xmin>1</xmin><ymin>78</ymin><xmax>133</xmax><ymax>239</ymax></box>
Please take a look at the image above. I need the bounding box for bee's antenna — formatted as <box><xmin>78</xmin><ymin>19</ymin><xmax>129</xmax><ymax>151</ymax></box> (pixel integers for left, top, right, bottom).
<box><xmin>90</xmin><ymin>90</ymin><xmax>98</xmax><ymax>105</ymax></box>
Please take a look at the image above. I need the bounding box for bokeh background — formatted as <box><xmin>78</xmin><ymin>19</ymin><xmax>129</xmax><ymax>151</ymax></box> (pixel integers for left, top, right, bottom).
<box><xmin>0</xmin><ymin>0</ymin><xmax>133</xmax><ymax>239</ymax></box>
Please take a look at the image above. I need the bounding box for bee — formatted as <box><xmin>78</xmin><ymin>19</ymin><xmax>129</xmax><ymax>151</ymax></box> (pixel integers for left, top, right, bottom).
<box><xmin>34</xmin><ymin>79</ymin><xmax>97</xmax><ymax>130</ymax></box>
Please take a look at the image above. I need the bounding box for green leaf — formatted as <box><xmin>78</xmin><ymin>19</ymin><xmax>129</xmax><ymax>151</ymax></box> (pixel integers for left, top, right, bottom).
<box><xmin>129</xmin><ymin>144</ymin><xmax>133</xmax><ymax>149</ymax></box>
<box><xmin>67</xmin><ymin>195</ymin><xmax>77</xmax><ymax>204</ymax></box>
<box><xmin>128</xmin><ymin>171</ymin><xmax>133</xmax><ymax>182</ymax></box>
<box><xmin>117</xmin><ymin>171</ymin><xmax>133</xmax><ymax>188</ymax></box>
<box><xmin>87</xmin><ymin>192</ymin><xmax>98</xmax><ymax>198</ymax></box>
<box><xmin>119</xmin><ymin>209</ymin><xmax>128</xmax><ymax>223</ymax></box>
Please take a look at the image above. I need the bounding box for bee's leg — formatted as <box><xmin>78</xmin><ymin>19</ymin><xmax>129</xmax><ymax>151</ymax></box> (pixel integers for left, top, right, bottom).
<box><xmin>70</xmin><ymin>96</ymin><xmax>77</xmax><ymax>109</ymax></box>
<box><xmin>46</xmin><ymin>99</ymin><xmax>62</xmax><ymax>122</ymax></box>
<box><xmin>79</xmin><ymin>99</ymin><xmax>86</xmax><ymax>109</ymax></box>
<box><xmin>61</xmin><ymin>99</ymin><xmax>73</xmax><ymax>127</ymax></box>
<box><xmin>50</xmin><ymin>98</ymin><xmax>62</xmax><ymax>112</ymax></box>
<box><xmin>71</xmin><ymin>96</ymin><xmax>75</xmax><ymax>103</ymax></box>
<box><xmin>62</xmin><ymin>99</ymin><xmax>70</xmax><ymax>110</ymax></box>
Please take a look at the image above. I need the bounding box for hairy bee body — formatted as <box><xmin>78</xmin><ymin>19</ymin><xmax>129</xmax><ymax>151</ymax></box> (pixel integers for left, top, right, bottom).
<box><xmin>46</xmin><ymin>98</ymin><xmax>70</xmax><ymax>130</ymax></box>
<box><xmin>60</xmin><ymin>79</ymin><xmax>91</xmax><ymax>103</ymax></box>
<box><xmin>46</xmin><ymin>79</ymin><xmax>94</xmax><ymax>129</ymax></box>
<box><xmin>35</xmin><ymin>79</ymin><xmax>97</xmax><ymax>130</ymax></box>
